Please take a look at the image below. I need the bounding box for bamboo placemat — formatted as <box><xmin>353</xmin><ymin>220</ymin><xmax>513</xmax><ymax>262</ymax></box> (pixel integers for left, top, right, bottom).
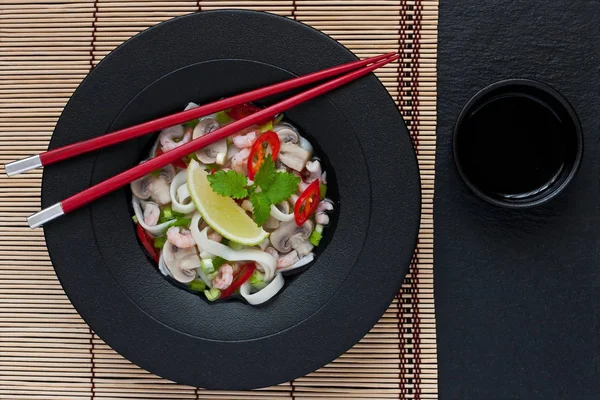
<box><xmin>0</xmin><ymin>1</ymin><xmax>438</xmax><ymax>398</ymax></box>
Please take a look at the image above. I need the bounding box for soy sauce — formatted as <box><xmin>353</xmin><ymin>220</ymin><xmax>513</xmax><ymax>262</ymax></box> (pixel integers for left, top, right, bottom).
<box><xmin>456</xmin><ymin>94</ymin><xmax>566</xmax><ymax>199</ymax></box>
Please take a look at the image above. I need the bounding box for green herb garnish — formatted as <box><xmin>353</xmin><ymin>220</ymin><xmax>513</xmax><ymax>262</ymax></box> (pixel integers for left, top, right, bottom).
<box><xmin>249</xmin><ymin>192</ymin><xmax>271</xmax><ymax>226</ymax></box>
<box><xmin>206</xmin><ymin>169</ymin><xmax>249</xmax><ymax>199</ymax></box>
<box><xmin>206</xmin><ymin>155</ymin><xmax>300</xmax><ymax>226</ymax></box>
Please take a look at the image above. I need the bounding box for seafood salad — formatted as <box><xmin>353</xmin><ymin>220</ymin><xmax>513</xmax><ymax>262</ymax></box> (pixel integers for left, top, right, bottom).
<box><xmin>130</xmin><ymin>102</ymin><xmax>334</xmax><ymax>305</ymax></box>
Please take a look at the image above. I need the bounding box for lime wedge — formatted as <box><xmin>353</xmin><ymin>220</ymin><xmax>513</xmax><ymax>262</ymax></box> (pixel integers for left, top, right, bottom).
<box><xmin>187</xmin><ymin>160</ymin><xmax>268</xmax><ymax>246</ymax></box>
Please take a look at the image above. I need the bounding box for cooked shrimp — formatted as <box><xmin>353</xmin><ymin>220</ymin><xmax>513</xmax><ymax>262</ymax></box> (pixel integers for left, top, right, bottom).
<box><xmin>269</xmin><ymin>246</ymin><xmax>303</xmax><ymax>270</ymax></box>
<box><xmin>231</xmin><ymin>148</ymin><xmax>250</xmax><ymax>173</ymax></box>
<box><xmin>305</xmin><ymin>160</ymin><xmax>323</xmax><ymax>182</ymax></box>
<box><xmin>316</xmin><ymin>213</ymin><xmax>329</xmax><ymax>225</ymax></box>
<box><xmin>143</xmin><ymin>202</ymin><xmax>160</xmax><ymax>226</ymax></box>
<box><xmin>160</xmin><ymin>126</ymin><xmax>192</xmax><ymax>152</ymax></box>
<box><xmin>315</xmin><ymin>213</ymin><xmax>329</xmax><ymax>225</ymax></box>
<box><xmin>277</xmin><ymin>251</ymin><xmax>300</xmax><ymax>269</ymax></box>
<box><xmin>232</xmin><ymin>130</ymin><xmax>257</xmax><ymax>149</ymax></box>
<box><xmin>212</xmin><ymin>264</ymin><xmax>234</xmax><ymax>290</ymax></box>
<box><xmin>315</xmin><ymin>200</ymin><xmax>334</xmax><ymax>225</ymax></box>
<box><xmin>226</xmin><ymin>145</ymin><xmax>241</xmax><ymax>161</ymax></box>
<box><xmin>264</xmin><ymin>247</ymin><xmax>279</xmax><ymax>259</ymax></box>
<box><xmin>166</xmin><ymin>226</ymin><xmax>195</xmax><ymax>248</ymax></box>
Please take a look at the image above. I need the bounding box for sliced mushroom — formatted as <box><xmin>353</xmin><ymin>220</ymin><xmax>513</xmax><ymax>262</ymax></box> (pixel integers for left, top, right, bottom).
<box><xmin>279</xmin><ymin>142</ymin><xmax>311</xmax><ymax>172</ymax></box>
<box><xmin>263</xmin><ymin>217</ymin><xmax>280</xmax><ymax>232</ymax></box>
<box><xmin>261</xmin><ymin>202</ymin><xmax>294</xmax><ymax>231</ymax></box>
<box><xmin>273</xmin><ymin>123</ymin><xmax>299</xmax><ymax>144</ymax></box>
<box><xmin>195</xmin><ymin>117</ymin><xmax>219</xmax><ymax>135</ymax></box>
<box><xmin>162</xmin><ymin>241</ymin><xmax>200</xmax><ymax>283</ymax></box>
<box><xmin>298</xmin><ymin>135</ymin><xmax>314</xmax><ymax>153</ymax></box>
<box><xmin>130</xmin><ymin>164</ymin><xmax>175</xmax><ymax>205</ymax></box>
<box><xmin>270</xmin><ymin>220</ymin><xmax>314</xmax><ymax>256</ymax></box>
<box><xmin>158</xmin><ymin>125</ymin><xmax>186</xmax><ymax>151</ymax></box>
<box><xmin>294</xmin><ymin>239</ymin><xmax>314</xmax><ymax>257</ymax></box>
<box><xmin>193</xmin><ymin>117</ymin><xmax>227</xmax><ymax>164</ymax></box>
<box><xmin>184</xmin><ymin>102</ymin><xmax>199</xmax><ymax>111</ymax></box>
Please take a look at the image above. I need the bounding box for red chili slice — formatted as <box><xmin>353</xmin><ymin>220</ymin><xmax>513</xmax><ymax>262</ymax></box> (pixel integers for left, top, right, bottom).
<box><xmin>220</xmin><ymin>263</ymin><xmax>257</xmax><ymax>298</ymax></box>
<box><xmin>294</xmin><ymin>179</ymin><xmax>321</xmax><ymax>226</ymax></box>
<box><xmin>155</xmin><ymin>147</ymin><xmax>188</xmax><ymax>169</ymax></box>
<box><xmin>136</xmin><ymin>224</ymin><xmax>159</xmax><ymax>263</ymax></box>
<box><xmin>247</xmin><ymin>131</ymin><xmax>281</xmax><ymax>180</ymax></box>
<box><xmin>226</xmin><ymin>103</ymin><xmax>270</xmax><ymax>124</ymax></box>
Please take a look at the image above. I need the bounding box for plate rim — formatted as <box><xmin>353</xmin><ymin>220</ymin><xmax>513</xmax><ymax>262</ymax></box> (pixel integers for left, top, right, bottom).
<box><xmin>42</xmin><ymin>9</ymin><xmax>421</xmax><ymax>389</ymax></box>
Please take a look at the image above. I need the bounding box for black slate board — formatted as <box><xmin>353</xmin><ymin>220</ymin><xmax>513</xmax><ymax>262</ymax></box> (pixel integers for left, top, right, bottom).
<box><xmin>435</xmin><ymin>1</ymin><xmax>600</xmax><ymax>399</ymax></box>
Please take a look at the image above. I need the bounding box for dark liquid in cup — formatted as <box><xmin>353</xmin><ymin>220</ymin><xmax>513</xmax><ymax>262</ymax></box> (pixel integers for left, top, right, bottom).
<box><xmin>457</xmin><ymin>95</ymin><xmax>566</xmax><ymax>199</ymax></box>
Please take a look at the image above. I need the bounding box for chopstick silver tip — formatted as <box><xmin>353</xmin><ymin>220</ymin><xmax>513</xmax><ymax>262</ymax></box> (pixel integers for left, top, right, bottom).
<box><xmin>28</xmin><ymin>203</ymin><xmax>64</xmax><ymax>229</ymax></box>
<box><xmin>5</xmin><ymin>155</ymin><xmax>42</xmax><ymax>177</ymax></box>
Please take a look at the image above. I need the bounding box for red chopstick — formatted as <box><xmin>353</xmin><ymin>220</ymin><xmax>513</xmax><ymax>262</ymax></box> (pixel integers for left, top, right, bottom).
<box><xmin>27</xmin><ymin>54</ymin><xmax>398</xmax><ymax>228</ymax></box>
<box><xmin>5</xmin><ymin>52</ymin><xmax>395</xmax><ymax>177</ymax></box>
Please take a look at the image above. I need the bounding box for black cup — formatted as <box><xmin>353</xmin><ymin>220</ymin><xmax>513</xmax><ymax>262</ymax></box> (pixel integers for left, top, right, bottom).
<box><xmin>453</xmin><ymin>79</ymin><xmax>583</xmax><ymax>208</ymax></box>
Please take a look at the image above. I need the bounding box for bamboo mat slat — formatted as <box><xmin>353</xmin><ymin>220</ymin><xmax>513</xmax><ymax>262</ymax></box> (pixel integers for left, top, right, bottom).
<box><xmin>0</xmin><ymin>0</ymin><xmax>439</xmax><ymax>398</ymax></box>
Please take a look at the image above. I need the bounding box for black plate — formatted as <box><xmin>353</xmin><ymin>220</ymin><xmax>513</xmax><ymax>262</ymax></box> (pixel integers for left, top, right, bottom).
<box><xmin>42</xmin><ymin>10</ymin><xmax>420</xmax><ymax>389</ymax></box>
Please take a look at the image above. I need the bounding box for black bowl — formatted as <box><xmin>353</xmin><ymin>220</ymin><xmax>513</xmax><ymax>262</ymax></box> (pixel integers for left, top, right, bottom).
<box><xmin>453</xmin><ymin>79</ymin><xmax>583</xmax><ymax>208</ymax></box>
<box><xmin>42</xmin><ymin>10</ymin><xmax>420</xmax><ymax>389</ymax></box>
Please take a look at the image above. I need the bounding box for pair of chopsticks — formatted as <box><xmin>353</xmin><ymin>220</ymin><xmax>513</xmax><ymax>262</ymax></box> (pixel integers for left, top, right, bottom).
<box><xmin>6</xmin><ymin>52</ymin><xmax>398</xmax><ymax>228</ymax></box>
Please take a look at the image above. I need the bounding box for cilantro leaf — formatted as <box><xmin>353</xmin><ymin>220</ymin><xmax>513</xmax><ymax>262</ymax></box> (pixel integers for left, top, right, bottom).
<box><xmin>206</xmin><ymin>170</ymin><xmax>248</xmax><ymax>199</ymax></box>
<box><xmin>266</xmin><ymin>172</ymin><xmax>300</xmax><ymax>204</ymax></box>
<box><xmin>253</xmin><ymin>154</ymin><xmax>276</xmax><ymax>190</ymax></box>
<box><xmin>250</xmin><ymin>192</ymin><xmax>271</xmax><ymax>226</ymax></box>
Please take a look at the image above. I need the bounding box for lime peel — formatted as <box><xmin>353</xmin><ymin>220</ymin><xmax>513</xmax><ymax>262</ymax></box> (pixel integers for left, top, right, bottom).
<box><xmin>187</xmin><ymin>160</ymin><xmax>268</xmax><ymax>246</ymax></box>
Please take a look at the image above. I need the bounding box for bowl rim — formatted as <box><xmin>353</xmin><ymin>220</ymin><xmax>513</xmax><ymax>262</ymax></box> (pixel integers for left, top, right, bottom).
<box><xmin>41</xmin><ymin>9</ymin><xmax>421</xmax><ymax>389</ymax></box>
